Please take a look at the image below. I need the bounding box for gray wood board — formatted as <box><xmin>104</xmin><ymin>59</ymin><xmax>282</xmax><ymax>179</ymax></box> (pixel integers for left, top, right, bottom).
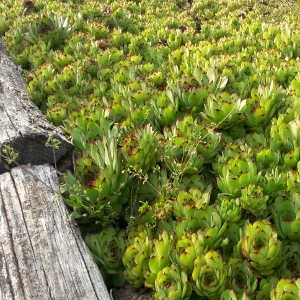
<box><xmin>0</xmin><ymin>164</ymin><xmax>111</xmax><ymax>300</ymax></box>
<box><xmin>0</xmin><ymin>38</ymin><xmax>74</xmax><ymax>174</ymax></box>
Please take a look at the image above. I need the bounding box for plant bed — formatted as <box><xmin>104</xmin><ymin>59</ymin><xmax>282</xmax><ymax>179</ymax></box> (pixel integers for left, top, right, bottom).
<box><xmin>1</xmin><ymin>0</ymin><xmax>300</xmax><ymax>298</ymax></box>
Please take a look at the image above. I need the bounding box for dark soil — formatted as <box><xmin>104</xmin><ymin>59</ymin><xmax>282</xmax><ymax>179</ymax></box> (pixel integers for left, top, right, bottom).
<box><xmin>112</xmin><ymin>282</ymin><xmax>154</xmax><ymax>300</ymax></box>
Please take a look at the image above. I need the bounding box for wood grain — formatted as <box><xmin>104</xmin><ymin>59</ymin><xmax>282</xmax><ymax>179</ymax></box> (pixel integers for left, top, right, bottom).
<box><xmin>0</xmin><ymin>164</ymin><xmax>111</xmax><ymax>300</ymax></box>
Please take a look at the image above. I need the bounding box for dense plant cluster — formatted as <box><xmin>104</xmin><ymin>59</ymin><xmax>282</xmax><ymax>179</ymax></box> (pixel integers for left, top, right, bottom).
<box><xmin>2</xmin><ymin>0</ymin><xmax>300</xmax><ymax>298</ymax></box>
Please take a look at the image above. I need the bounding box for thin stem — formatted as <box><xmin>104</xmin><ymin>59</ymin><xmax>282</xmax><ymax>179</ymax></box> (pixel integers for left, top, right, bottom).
<box><xmin>177</xmin><ymin>104</ymin><xmax>239</xmax><ymax>181</ymax></box>
<box><xmin>52</xmin><ymin>139</ymin><xmax>59</xmax><ymax>184</ymax></box>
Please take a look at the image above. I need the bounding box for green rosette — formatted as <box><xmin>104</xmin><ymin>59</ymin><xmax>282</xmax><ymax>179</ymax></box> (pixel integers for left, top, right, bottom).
<box><xmin>241</xmin><ymin>219</ymin><xmax>282</xmax><ymax>277</ymax></box>
<box><xmin>192</xmin><ymin>250</ymin><xmax>227</xmax><ymax>299</ymax></box>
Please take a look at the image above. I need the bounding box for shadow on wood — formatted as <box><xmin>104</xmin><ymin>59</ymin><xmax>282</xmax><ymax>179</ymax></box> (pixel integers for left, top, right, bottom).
<box><xmin>0</xmin><ymin>38</ymin><xmax>74</xmax><ymax>174</ymax></box>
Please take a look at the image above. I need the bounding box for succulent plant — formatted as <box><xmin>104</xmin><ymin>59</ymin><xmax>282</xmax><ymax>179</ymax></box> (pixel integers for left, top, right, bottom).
<box><xmin>151</xmin><ymin>90</ymin><xmax>178</xmax><ymax>126</ymax></box>
<box><xmin>85</xmin><ymin>228</ymin><xmax>126</xmax><ymax>286</ymax></box>
<box><xmin>123</xmin><ymin>228</ymin><xmax>152</xmax><ymax>289</ymax></box>
<box><xmin>220</xmin><ymin>221</ymin><xmax>248</xmax><ymax>261</ymax></box>
<box><xmin>122</xmin><ymin>124</ymin><xmax>160</xmax><ymax>174</ymax></box>
<box><xmin>176</xmin><ymin>205</ymin><xmax>227</xmax><ymax>249</ymax></box>
<box><xmin>239</xmin><ymin>184</ymin><xmax>269</xmax><ymax>217</ymax></box>
<box><xmin>4</xmin><ymin>0</ymin><xmax>300</xmax><ymax>298</ymax></box>
<box><xmin>244</xmin><ymin>133</ymin><xmax>271</xmax><ymax>154</ymax></box>
<box><xmin>273</xmin><ymin>192</ymin><xmax>300</xmax><ymax>241</ymax></box>
<box><xmin>69</xmin><ymin>115</ymin><xmax>111</xmax><ymax>147</ymax></box>
<box><xmin>105</xmin><ymin>103</ymin><xmax>128</xmax><ymax>124</ymax></box>
<box><xmin>193</xmin><ymin>67</ymin><xmax>228</xmax><ymax>94</ymax></box>
<box><xmin>241</xmin><ymin>219</ymin><xmax>282</xmax><ymax>277</ymax></box>
<box><xmin>201</xmin><ymin>206</ymin><xmax>229</xmax><ymax>249</ymax></box>
<box><xmin>127</xmin><ymin>224</ymin><xmax>151</xmax><ymax>245</ymax></box>
<box><xmin>216</xmin><ymin>196</ymin><xmax>242</xmax><ymax>224</ymax></box>
<box><xmin>256</xmin><ymin>148</ymin><xmax>281</xmax><ymax>170</ymax></box>
<box><xmin>63</xmin><ymin>133</ymin><xmax>129</xmax><ymax>221</ymax></box>
<box><xmin>46</xmin><ymin>104</ymin><xmax>67</xmax><ymax>125</ymax></box>
<box><xmin>173</xmin><ymin>66</ymin><xmax>228</xmax><ymax>115</ymax></box>
<box><xmin>226</xmin><ymin>126</ymin><xmax>247</xmax><ymax>140</ymax></box>
<box><xmin>175</xmin><ymin>82</ymin><xmax>207</xmax><ymax>115</ymax></box>
<box><xmin>217</xmin><ymin>158</ymin><xmax>261</xmax><ymax>198</ymax></box>
<box><xmin>255</xmin><ymin>276</ymin><xmax>279</xmax><ymax>300</ymax></box>
<box><xmin>213</xmin><ymin>141</ymin><xmax>254</xmax><ymax>176</ymax></box>
<box><xmin>227</xmin><ymin>258</ymin><xmax>258</xmax><ymax>297</ymax></box>
<box><xmin>154</xmin><ymin>264</ymin><xmax>192</xmax><ymax>300</ymax></box>
<box><xmin>144</xmin><ymin>230</ymin><xmax>175</xmax><ymax>289</ymax></box>
<box><xmin>161</xmin><ymin>128</ymin><xmax>205</xmax><ymax>176</ymax></box>
<box><xmin>261</xmin><ymin>167</ymin><xmax>287</xmax><ymax>196</ymax></box>
<box><xmin>149</xmin><ymin>71</ymin><xmax>166</xmax><ymax>87</ymax></box>
<box><xmin>276</xmin><ymin>240</ymin><xmax>300</xmax><ymax>279</ymax></box>
<box><xmin>244</xmin><ymin>81</ymin><xmax>283</xmax><ymax>129</ymax></box>
<box><xmin>271</xmin><ymin>116</ymin><xmax>300</xmax><ymax>168</ymax></box>
<box><xmin>172</xmin><ymin>173</ymin><xmax>206</xmax><ymax>192</ymax></box>
<box><xmin>192</xmin><ymin>250</ymin><xmax>227</xmax><ymax>299</ymax></box>
<box><xmin>270</xmin><ymin>277</ymin><xmax>300</xmax><ymax>300</ymax></box>
<box><xmin>163</xmin><ymin>115</ymin><xmax>221</xmax><ymax>162</ymax></box>
<box><xmin>122</xmin><ymin>105</ymin><xmax>155</xmax><ymax>129</ymax></box>
<box><xmin>287</xmin><ymin>168</ymin><xmax>300</xmax><ymax>195</ymax></box>
<box><xmin>224</xmin><ymin>139</ymin><xmax>254</xmax><ymax>160</ymax></box>
<box><xmin>175</xmin><ymin>207</ymin><xmax>206</xmax><ymax>238</ymax></box>
<box><xmin>173</xmin><ymin>186</ymin><xmax>212</xmax><ymax>218</ymax></box>
<box><xmin>49</xmin><ymin>12</ymin><xmax>75</xmax><ymax>45</ymax></box>
<box><xmin>220</xmin><ymin>290</ymin><xmax>249</xmax><ymax>300</ymax></box>
<box><xmin>200</xmin><ymin>91</ymin><xmax>247</xmax><ymax>130</ymax></box>
<box><xmin>172</xmin><ymin>232</ymin><xmax>204</xmax><ymax>275</ymax></box>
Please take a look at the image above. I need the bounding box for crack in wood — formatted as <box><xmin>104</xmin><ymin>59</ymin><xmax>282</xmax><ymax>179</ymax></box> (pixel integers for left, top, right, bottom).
<box><xmin>0</xmin><ymin>165</ymin><xmax>111</xmax><ymax>299</ymax></box>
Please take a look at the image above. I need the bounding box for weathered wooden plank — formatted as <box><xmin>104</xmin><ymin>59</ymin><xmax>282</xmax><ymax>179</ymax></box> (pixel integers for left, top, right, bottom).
<box><xmin>0</xmin><ymin>164</ymin><xmax>111</xmax><ymax>300</ymax></box>
<box><xmin>0</xmin><ymin>38</ymin><xmax>74</xmax><ymax>174</ymax></box>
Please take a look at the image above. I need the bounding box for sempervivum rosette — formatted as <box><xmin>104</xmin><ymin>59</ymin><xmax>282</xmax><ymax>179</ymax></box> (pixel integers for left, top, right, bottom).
<box><xmin>123</xmin><ymin>228</ymin><xmax>151</xmax><ymax>289</ymax></box>
<box><xmin>85</xmin><ymin>228</ymin><xmax>126</xmax><ymax>286</ymax></box>
<box><xmin>276</xmin><ymin>240</ymin><xmax>300</xmax><ymax>279</ymax></box>
<box><xmin>213</xmin><ymin>139</ymin><xmax>254</xmax><ymax>176</ymax></box>
<box><xmin>172</xmin><ymin>232</ymin><xmax>204</xmax><ymax>275</ymax></box>
<box><xmin>122</xmin><ymin>124</ymin><xmax>160</xmax><ymax>174</ymax></box>
<box><xmin>239</xmin><ymin>184</ymin><xmax>269</xmax><ymax>217</ymax></box>
<box><xmin>172</xmin><ymin>115</ymin><xmax>221</xmax><ymax>161</ymax></box>
<box><xmin>144</xmin><ymin>230</ymin><xmax>175</xmax><ymax>289</ymax></box>
<box><xmin>244</xmin><ymin>81</ymin><xmax>283</xmax><ymax>129</ymax></box>
<box><xmin>64</xmin><ymin>133</ymin><xmax>129</xmax><ymax>220</ymax></box>
<box><xmin>176</xmin><ymin>205</ymin><xmax>227</xmax><ymax>249</ymax></box>
<box><xmin>241</xmin><ymin>219</ymin><xmax>282</xmax><ymax>277</ymax></box>
<box><xmin>220</xmin><ymin>290</ymin><xmax>249</xmax><ymax>300</ymax></box>
<box><xmin>173</xmin><ymin>186</ymin><xmax>211</xmax><ymax>218</ymax></box>
<box><xmin>216</xmin><ymin>196</ymin><xmax>242</xmax><ymax>224</ymax></box>
<box><xmin>270</xmin><ymin>116</ymin><xmax>300</xmax><ymax>168</ymax></box>
<box><xmin>270</xmin><ymin>277</ymin><xmax>300</xmax><ymax>300</ymax></box>
<box><xmin>160</xmin><ymin>119</ymin><xmax>205</xmax><ymax>175</ymax></box>
<box><xmin>217</xmin><ymin>157</ymin><xmax>261</xmax><ymax>198</ymax></box>
<box><xmin>227</xmin><ymin>258</ymin><xmax>258</xmax><ymax>298</ymax></box>
<box><xmin>273</xmin><ymin>192</ymin><xmax>300</xmax><ymax>241</ymax></box>
<box><xmin>256</xmin><ymin>276</ymin><xmax>279</xmax><ymax>300</ymax></box>
<box><xmin>192</xmin><ymin>250</ymin><xmax>227</xmax><ymax>299</ymax></box>
<box><xmin>200</xmin><ymin>91</ymin><xmax>247</xmax><ymax>130</ymax></box>
<box><xmin>154</xmin><ymin>264</ymin><xmax>192</xmax><ymax>300</ymax></box>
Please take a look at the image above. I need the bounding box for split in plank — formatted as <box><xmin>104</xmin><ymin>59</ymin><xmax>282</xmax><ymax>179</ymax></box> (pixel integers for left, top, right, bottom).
<box><xmin>0</xmin><ymin>164</ymin><xmax>111</xmax><ymax>300</ymax></box>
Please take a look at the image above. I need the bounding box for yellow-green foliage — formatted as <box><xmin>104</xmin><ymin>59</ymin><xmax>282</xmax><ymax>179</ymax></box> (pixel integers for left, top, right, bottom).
<box><xmin>2</xmin><ymin>0</ymin><xmax>300</xmax><ymax>296</ymax></box>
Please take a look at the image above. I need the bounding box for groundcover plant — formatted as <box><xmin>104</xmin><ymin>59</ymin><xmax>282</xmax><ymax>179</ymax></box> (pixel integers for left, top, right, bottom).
<box><xmin>2</xmin><ymin>0</ymin><xmax>300</xmax><ymax>297</ymax></box>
